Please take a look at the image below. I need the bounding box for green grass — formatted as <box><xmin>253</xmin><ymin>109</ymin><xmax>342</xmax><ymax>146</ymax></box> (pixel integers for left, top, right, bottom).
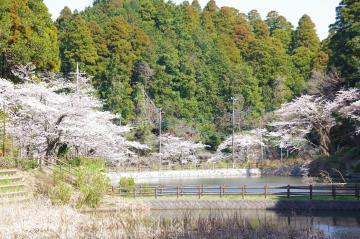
<box><xmin>114</xmin><ymin>194</ymin><xmax>360</xmax><ymax>201</ymax></box>
<box><xmin>0</xmin><ymin>185</ymin><xmax>24</xmax><ymax>193</ymax></box>
<box><xmin>0</xmin><ymin>179</ymin><xmax>15</xmax><ymax>185</ymax></box>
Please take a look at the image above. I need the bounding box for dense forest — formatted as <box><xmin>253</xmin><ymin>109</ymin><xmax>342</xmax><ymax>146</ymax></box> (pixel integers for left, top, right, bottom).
<box><xmin>0</xmin><ymin>0</ymin><xmax>359</xmax><ymax>154</ymax></box>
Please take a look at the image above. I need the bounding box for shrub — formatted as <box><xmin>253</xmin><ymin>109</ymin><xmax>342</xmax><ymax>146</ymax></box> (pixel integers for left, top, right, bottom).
<box><xmin>47</xmin><ymin>168</ymin><xmax>73</xmax><ymax>205</ymax></box>
<box><xmin>75</xmin><ymin>166</ymin><xmax>110</xmax><ymax>208</ymax></box>
<box><xmin>53</xmin><ymin>167</ymin><xmax>68</xmax><ymax>182</ymax></box>
<box><xmin>49</xmin><ymin>181</ymin><xmax>72</xmax><ymax>205</ymax></box>
<box><xmin>69</xmin><ymin>157</ymin><xmax>105</xmax><ymax>172</ymax></box>
<box><xmin>119</xmin><ymin>177</ymin><xmax>136</xmax><ymax>195</ymax></box>
<box><xmin>0</xmin><ymin>157</ymin><xmax>38</xmax><ymax>170</ymax></box>
<box><xmin>119</xmin><ymin>177</ymin><xmax>135</xmax><ymax>188</ymax></box>
<box><xmin>17</xmin><ymin>159</ymin><xmax>38</xmax><ymax>170</ymax></box>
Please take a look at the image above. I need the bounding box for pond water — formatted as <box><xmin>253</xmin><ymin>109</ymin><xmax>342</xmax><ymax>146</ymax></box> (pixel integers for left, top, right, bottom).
<box><xmin>140</xmin><ymin>176</ymin><xmax>360</xmax><ymax>236</ymax></box>
<box><xmin>151</xmin><ymin>209</ymin><xmax>360</xmax><ymax>237</ymax></box>
<box><xmin>145</xmin><ymin>176</ymin><xmax>304</xmax><ymax>187</ymax></box>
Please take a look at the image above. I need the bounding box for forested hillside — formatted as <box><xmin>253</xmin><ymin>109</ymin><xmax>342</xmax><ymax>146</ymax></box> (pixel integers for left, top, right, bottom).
<box><xmin>0</xmin><ymin>0</ymin><xmax>359</xmax><ymax>154</ymax></box>
<box><xmin>56</xmin><ymin>0</ymin><xmax>327</xmax><ymax>148</ymax></box>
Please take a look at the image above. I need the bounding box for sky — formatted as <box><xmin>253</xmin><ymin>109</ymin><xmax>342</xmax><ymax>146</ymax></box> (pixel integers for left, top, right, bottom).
<box><xmin>43</xmin><ymin>0</ymin><xmax>339</xmax><ymax>40</ymax></box>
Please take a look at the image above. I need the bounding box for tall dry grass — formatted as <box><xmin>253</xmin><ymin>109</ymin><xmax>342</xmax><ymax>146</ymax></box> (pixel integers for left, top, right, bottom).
<box><xmin>0</xmin><ymin>199</ymin><xmax>357</xmax><ymax>239</ymax></box>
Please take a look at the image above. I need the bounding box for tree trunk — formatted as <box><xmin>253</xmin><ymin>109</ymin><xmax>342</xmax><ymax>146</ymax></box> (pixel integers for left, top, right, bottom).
<box><xmin>318</xmin><ymin>127</ymin><xmax>332</xmax><ymax>156</ymax></box>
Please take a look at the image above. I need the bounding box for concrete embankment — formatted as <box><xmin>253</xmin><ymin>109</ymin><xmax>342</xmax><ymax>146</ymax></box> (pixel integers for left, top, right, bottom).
<box><xmin>144</xmin><ymin>199</ymin><xmax>360</xmax><ymax>211</ymax></box>
<box><xmin>107</xmin><ymin>168</ymin><xmax>261</xmax><ymax>184</ymax></box>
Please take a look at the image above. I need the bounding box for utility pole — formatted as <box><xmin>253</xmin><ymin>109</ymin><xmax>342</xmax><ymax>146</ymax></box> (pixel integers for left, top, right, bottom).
<box><xmin>2</xmin><ymin>102</ymin><xmax>6</xmax><ymax>157</ymax></box>
<box><xmin>75</xmin><ymin>63</ymin><xmax>80</xmax><ymax>91</ymax></box>
<box><xmin>159</xmin><ymin>108</ymin><xmax>162</xmax><ymax>169</ymax></box>
<box><xmin>70</xmin><ymin>63</ymin><xmax>86</xmax><ymax>91</ymax></box>
<box><xmin>118</xmin><ymin>112</ymin><xmax>122</xmax><ymax>126</ymax></box>
<box><xmin>231</xmin><ymin>97</ymin><xmax>237</xmax><ymax>168</ymax></box>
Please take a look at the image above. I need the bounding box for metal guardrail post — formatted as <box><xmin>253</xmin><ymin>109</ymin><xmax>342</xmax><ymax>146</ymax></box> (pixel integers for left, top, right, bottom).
<box><xmin>310</xmin><ymin>185</ymin><xmax>313</xmax><ymax>200</ymax></box>
<box><xmin>332</xmin><ymin>185</ymin><xmax>336</xmax><ymax>200</ymax></box>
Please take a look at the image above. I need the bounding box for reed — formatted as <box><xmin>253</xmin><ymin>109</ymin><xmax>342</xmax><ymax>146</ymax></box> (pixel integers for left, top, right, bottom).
<box><xmin>0</xmin><ymin>199</ymin><xmax>357</xmax><ymax>239</ymax></box>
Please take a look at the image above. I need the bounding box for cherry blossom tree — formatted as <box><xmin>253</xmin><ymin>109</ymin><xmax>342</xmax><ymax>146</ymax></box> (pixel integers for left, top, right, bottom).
<box><xmin>328</xmin><ymin>88</ymin><xmax>360</xmax><ymax>133</ymax></box>
<box><xmin>213</xmin><ymin>131</ymin><xmax>265</xmax><ymax>162</ymax></box>
<box><xmin>269</xmin><ymin>88</ymin><xmax>360</xmax><ymax>156</ymax></box>
<box><xmin>159</xmin><ymin>134</ymin><xmax>206</xmax><ymax>164</ymax></box>
<box><xmin>0</xmin><ymin>73</ymin><xmax>147</xmax><ymax>163</ymax></box>
<box><xmin>269</xmin><ymin>95</ymin><xmax>335</xmax><ymax>156</ymax></box>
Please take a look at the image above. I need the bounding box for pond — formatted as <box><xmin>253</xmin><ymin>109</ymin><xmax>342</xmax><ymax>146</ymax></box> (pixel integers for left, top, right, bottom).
<box><xmin>151</xmin><ymin>209</ymin><xmax>360</xmax><ymax>237</ymax></box>
<box><xmin>144</xmin><ymin>176</ymin><xmax>304</xmax><ymax>187</ymax></box>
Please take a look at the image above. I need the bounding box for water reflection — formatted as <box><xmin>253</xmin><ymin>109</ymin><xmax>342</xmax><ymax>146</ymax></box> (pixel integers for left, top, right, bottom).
<box><xmin>150</xmin><ymin>209</ymin><xmax>360</xmax><ymax>236</ymax></box>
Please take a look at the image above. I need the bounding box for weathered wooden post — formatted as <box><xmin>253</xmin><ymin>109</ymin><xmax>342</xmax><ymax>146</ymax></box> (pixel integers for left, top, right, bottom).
<box><xmin>177</xmin><ymin>185</ymin><xmax>179</xmax><ymax>199</ymax></box>
<box><xmin>310</xmin><ymin>184</ymin><xmax>313</xmax><ymax>200</ymax></box>
<box><xmin>198</xmin><ymin>185</ymin><xmax>201</xmax><ymax>199</ymax></box>
<box><xmin>155</xmin><ymin>186</ymin><xmax>157</xmax><ymax>199</ymax></box>
<box><xmin>220</xmin><ymin>185</ymin><xmax>223</xmax><ymax>198</ymax></box>
<box><xmin>242</xmin><ymin>185</ymin><xmax>245</xmax><ymax>199</ymax></box>
<box><xmin>264</xmin><ymin>185</ymin><xmax>267</xmax><ymax>199</ymax></box>
<box><xmin>287</xmin><ymin>185</ymin><xmax>290</xmax><ymax>199</ymax></box>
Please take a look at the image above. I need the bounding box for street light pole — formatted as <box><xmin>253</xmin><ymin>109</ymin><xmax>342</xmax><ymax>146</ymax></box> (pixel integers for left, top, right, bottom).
<box><xmin>260</xmin><ymin>118</ymin><xmax>264</xmax><ymax>161</ymax></box>
<box><xmin>159</xmin><ymin>108</ymin><xmax>162</xmax><ymax>169</ymax></box>
<box><xmin>2</xmin><ymin>102</ymin><xmax>6</xmax><ymax>157</ymax></box>
<box><xmin>231</xmin><ymin>97</ymin><xmax>237</xmax><ymax>168</ymax></box>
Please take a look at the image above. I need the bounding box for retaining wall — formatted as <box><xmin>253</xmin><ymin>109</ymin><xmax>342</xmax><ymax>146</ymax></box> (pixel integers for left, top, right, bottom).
<box><xmin>107</xmin><ymin>168</ymin><xmax>261</xmax><ymax>183</ymax></box>
<box><xmin>144</xmin><ymin>199</ymin><xmax>360</xmax><ymax>211</ymax></box>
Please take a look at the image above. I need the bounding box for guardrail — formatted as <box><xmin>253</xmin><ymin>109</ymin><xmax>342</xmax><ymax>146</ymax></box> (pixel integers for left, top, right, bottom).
<box><xmin>109</xmin><ymin>184</ymin><xmax>360</xmax><ymax>200</ymax></box>
<box><xmin>42</xmin><ymin>158</ymin><xmax>78</xmax><ymax>184</ymax></box>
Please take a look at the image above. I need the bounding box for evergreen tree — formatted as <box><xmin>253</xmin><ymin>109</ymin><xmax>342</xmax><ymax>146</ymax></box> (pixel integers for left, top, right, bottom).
<box><xmin>266</xmin><ymin>11</ymin><xmax>293</xmax><ymax>50</ymax></box>
<box><xmin>0</xmin><ymin>0</ymin><xmax>59</xmax><ymax>78</ymax></box>
<box><xmin>191</xmin><ymin>0</ymin><xmax>202</xmax><ymax>12</ymax></box>
<box><xmin>329</xmin><ymin>0</ymin><xmax>360</xmax><ymax>85</ymax></box>
<box><xmin>293</xmin><ymin>15</ymin><xmax>320</xmax><ymax>52</ymax></box>
<box><xmin>201</xmin><ymin>0</ymin><xmax>218</xmax><ymax>36</ymax></box>
<box><xmin>102</xmin><ymin>16</ymin><xmax>149</xmax><ymax>120</ymax></box>
<box><xmin>57</xmin><ymin>13</ymin><xmax>98</xmax><ymax>75</ymax></box>
<box><xmin>292</xmin><ymin>15</ymin><xmax>321</xmax><ymax>79</ymax></box>
<box><xmin>248</xmin><ymin>10</ymin><xmax>269</xmax><ymax>37</ymax></box>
